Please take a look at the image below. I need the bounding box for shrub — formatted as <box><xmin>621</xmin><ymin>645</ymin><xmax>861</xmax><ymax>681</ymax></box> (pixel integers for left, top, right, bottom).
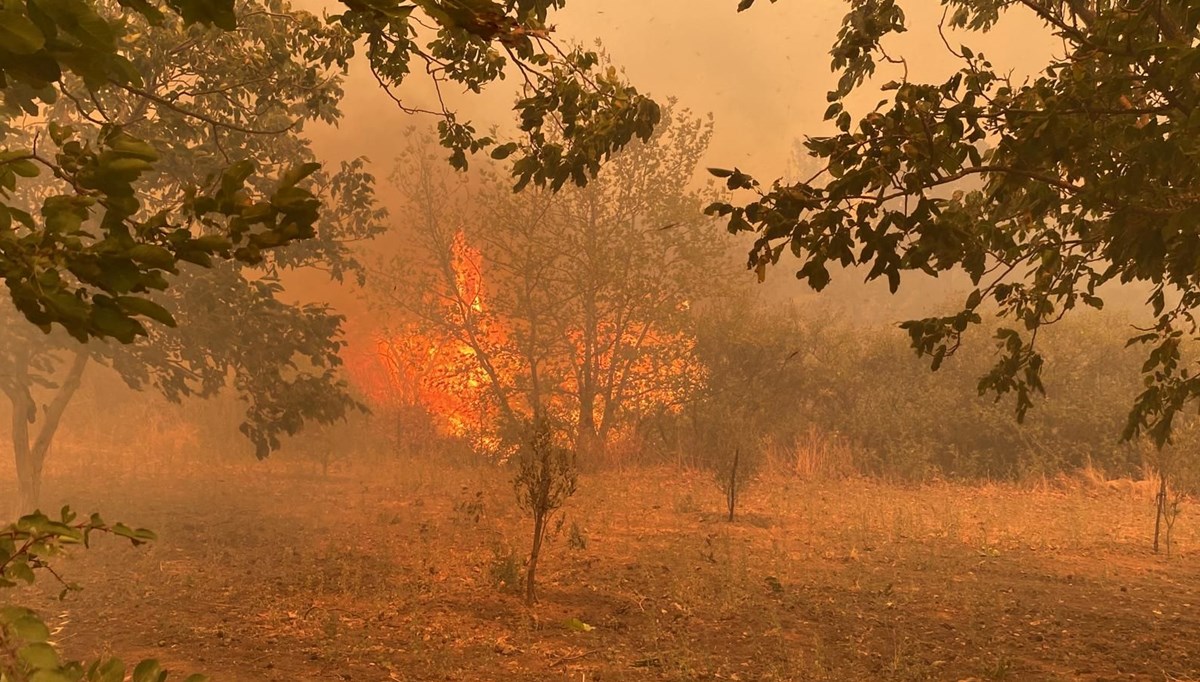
<box><xmin>513</xmin><ymin>418</ymin><xmax>577</xmax><ymax>605</ymax></box>
<box><xmin>0</xmin><ymin>508</ymin><xmax>203</xmax><ymax>681</ymax></box>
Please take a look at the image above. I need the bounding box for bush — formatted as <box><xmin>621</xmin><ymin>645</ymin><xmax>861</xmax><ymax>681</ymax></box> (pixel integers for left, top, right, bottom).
<box><xmin>673</xmin><ymin>293</ymin><xmax>1155</xmax><ymax>483</ymax></box>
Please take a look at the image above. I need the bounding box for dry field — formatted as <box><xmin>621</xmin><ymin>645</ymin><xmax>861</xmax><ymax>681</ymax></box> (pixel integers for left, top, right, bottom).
<box><xmin>10</xmin><ymin>456</ymin><xmax>1200</xmax><ymax>682</ymax></box>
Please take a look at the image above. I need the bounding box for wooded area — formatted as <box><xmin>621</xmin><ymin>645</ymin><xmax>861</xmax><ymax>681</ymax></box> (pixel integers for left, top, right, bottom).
<box><xmin>2</xmin><ymin>1</ymin><xmax>1200</xmax><ymax>680</ymax></box>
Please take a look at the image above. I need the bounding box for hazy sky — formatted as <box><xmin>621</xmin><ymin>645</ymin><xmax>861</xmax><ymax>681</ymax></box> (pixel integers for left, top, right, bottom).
<box><xmin>310</xmin><ymin>2</ymin><xmax>1056</xmax><ymax>180</ymax></box>
<box><xmin>298</xmin><ymin>1</ymin><xmax>1060</xmax><ymax>323</ymax></box>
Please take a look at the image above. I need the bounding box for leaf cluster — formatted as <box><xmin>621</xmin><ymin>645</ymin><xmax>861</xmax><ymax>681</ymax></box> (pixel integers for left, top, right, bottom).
<box><xmin>0</xmin><ymin>507</ymin><xmax>201</xmax><ymax>682</ymax></box>
<box><xmin>0</xmin><ymin>0</ymin><xmax>657</xmax><ymax>344</ymax></box>
<box><xmin>714</xmin><ymin>0</ymin><xmax>1200</xmax><ymax>445</ymax></box>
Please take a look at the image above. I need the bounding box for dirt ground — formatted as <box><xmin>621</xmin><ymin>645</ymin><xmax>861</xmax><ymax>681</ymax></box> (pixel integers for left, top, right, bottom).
<box><xmin>12</xmin><ymin>457</ymin><xmax>1200</xmax><ymax>682</ymax></box>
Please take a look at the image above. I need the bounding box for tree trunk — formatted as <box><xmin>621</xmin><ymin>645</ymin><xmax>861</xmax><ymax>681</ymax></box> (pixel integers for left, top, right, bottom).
<box><xmin>525</xmin><ymin>511</ymin><xmax>545</xmax><ymax>605</ymax></box>
<box><xmin>9</xmin><ymin>350</ymin><xmax>89</xmax><ymax>513</ymax></box>
<box><xmin>11</xmin><ymin>388</ymin><xmax>37</xmax><ymax>514</ymax></box>
<box><xmin>1154</xmin><ymin>473</ymin><xmax>1168</xmax><ymax>553</ymax></box>
<box><xmin>575</xmin><ymin>404</ymin><xmax>601</xmax><ymax>464</ymax></box>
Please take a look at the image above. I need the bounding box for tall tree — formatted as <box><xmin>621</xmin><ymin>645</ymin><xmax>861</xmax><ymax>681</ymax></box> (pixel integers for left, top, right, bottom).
<box><xmin>0</xmin><ymin>2</ymin><xmax>383</xmax><ymax>509</ymax></box>
<box><xmin>375</xmin><ymin>107</ymin><xmax>728</xmax><ymax>457</ymax></box>
<box><xmin>714</xmin><ymin>0</ymin><xmax>1200</xmax><ymax>446</ymax></box>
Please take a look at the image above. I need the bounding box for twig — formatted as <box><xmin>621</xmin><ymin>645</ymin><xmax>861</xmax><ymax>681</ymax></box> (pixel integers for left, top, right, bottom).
<box><xmin>549</xmin><ymin>649</ymin><xmax>600</xmax><ymax>667</ymax></box>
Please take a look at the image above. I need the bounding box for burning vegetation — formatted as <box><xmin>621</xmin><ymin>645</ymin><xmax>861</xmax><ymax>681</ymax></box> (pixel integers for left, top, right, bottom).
<box><xmin>6</xmin><ymin>1</ymin><xmax>1200</xmax><ymax>681</ymax></box>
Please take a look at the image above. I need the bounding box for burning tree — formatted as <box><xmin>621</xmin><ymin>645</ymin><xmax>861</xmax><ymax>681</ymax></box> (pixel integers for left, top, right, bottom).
<box><xmin>369</xmin><ymin>106</ymin><xmax>731</xmax><ymax>460</ymax></box>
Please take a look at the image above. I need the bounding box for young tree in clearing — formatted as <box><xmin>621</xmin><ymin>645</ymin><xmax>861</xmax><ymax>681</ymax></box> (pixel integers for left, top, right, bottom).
<box><xmin>513</xmin><ymin>416</ymin><xmax>577</xmax><ymax>604</ymax></box>
<box><xmin>376</xmin><ymin>107</ymin><xmax>728</xmax><ymax>458</ymax></box>
<box><xmin>715</xmin><ymin>1</ymin><xmax>1200</xmax><ymax>450</ymax></box>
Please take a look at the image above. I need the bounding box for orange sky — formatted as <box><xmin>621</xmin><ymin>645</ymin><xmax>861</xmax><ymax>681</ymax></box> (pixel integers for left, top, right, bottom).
<box><xmin>292</xmin><ymin>1</ymin><xmax>1060</xmax><ymax>323</ymax></box>
<box><xmin>306</xmin><ymin>2</ymin><xmax>1055</xmax><ymax>178</ymax></box>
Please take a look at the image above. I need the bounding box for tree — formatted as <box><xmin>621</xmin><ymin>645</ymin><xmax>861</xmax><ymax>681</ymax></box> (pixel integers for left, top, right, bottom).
<box><xmin>0</xmin><ymin>0</ymin><xmax>660</xmax><ymax>342</ymax></box>
<box><xmin>375</xmin><ymin>106</ymin><xmax>726</xmax><ymax>458</ymax></box>
<box><xmin>713</xmin><ymin>0</ymin><xmax>1200</xmax><ymax>447</ymax></box>
<box><xmin>513</xmin><ymin>416</ymin><xmax>576</xmax><ymax>604</ymax></box>
<box><xmin>0</xmin><ymin>2</ymin><xmax>383</xmax><ymax>510</ymax></box>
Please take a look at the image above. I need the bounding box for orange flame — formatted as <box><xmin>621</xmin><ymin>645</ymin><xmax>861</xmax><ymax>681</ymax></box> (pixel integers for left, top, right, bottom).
<box><xmin>346</xmin><ymin>231</ymin><xmax>704</xmax><ymax>456</ymax></box>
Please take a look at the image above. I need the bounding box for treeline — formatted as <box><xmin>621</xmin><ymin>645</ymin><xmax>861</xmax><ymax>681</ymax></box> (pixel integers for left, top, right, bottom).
<box><xmin>665</xmin><ymin>295</ymin><xmax>1175</xmax><ymax>484</ymax></box>
<box><xmin>30</xmin><ymin>292</ymin><xmax>1192</xmax><ymax>491</ymax></box>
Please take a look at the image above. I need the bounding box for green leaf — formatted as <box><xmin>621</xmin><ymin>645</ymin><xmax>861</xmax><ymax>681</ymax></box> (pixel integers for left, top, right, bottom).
<box><xmin>219</xmin><ymin>159</ymin><xmax>256</xmax><ymax>194</ymax></box>
<box><xmin>131</xmin><ymin>659</ymin><xmax>165</xmax><ymax>682</ymax></box>
<box><xmin>92</xmin><ymin>657</ymin><xmax>125</xmax><ymax>682</ymax></box>
<box><xmin>28</xmin><ymin>671</ymin><xmax>73</xmax><ymax>682</ymax></box>
<box><xmin>491</xmin><ymin>142</ymin><xmax>519</xmax><ymax>160</ymax></box>
<box><xmin>563</xmin><ymin>617</ymin><xmax>594</xmax><ymax>632</ymax></box>
<box><xmin>105</xmin><ymin>157</ymin><xmax>155</xmax><ymax>174</ymax></box>
<box><xmin>108</xmin><ymin>134</ymin><xmax>159</xmax><ymax>162</ymax></box>
<box><xmin>127</xmin><ymin>244</ymin><xmax>176</xmax><ymax>269</ymax></box>
<box><xmin>6</xmin><ymin>158</ymin><xmax>40</xmax><ymax>178</ymax></box>
<box><xmin>965</xmin><ymin>289</ymin><xmax>982</xmax><ymax>309</ymax></box>
<box><xmin>116</xmin><ymin>296</ymin><xmax>176</xmax><ymax>326</ymax></box>
<box><xmin>279</xmin><ymin>162</ymin><xmax>321</xmax><ymax>189</ymax></box>
<box><xmin>91</xmin><ymin>305</ymin><xmax>146</xmax><ymax>342</ymax></box>
<box><xmin>271</xmin><ymin>186</ymin><xmax>314</xmax><ymax>210</ymax></box>
<box><xmin>168</xmin><ymin>0</ymin><xmax>237</xmax><ymax>30</ymax></box>
<box><xmin>19</xmin><ymin>642</ymin><xmax>60</xmax><ymax>669</ymax></box>
<box><xmin>193</xmin><ymin>234</ymin><xmax>232</xmax><ymax>251</ymax></box>
<box><xmin>0</xmin><ymin>10</ymin><xmax>47</xmax><ymax>54</ymax></box>
<box><xmin>11</xmin><ymin>615</ymin><xmax>50</xmax><ymax>642</ymax></box>
<box><xmin>8</xmin><ymin>561</ymin><xmax>36</xmax><ymax>584</ymax></box>
<box><xmin>117</xmin><ymin>0</ymin><xmax>166</xmax><ymax>24</ymax></box>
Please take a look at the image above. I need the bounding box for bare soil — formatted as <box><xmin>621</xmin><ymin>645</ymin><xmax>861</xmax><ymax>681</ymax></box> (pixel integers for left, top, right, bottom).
<box><xmin>13</xmin><ymin>459</ymin><xmax>1200</xmax><ymax>681</ymax></box>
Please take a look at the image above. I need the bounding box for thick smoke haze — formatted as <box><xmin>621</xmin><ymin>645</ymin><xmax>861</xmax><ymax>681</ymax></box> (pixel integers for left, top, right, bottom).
<box><xmin>292</xmin><ymin>1</ymin><xmax>1061</xmax><ymax>324</ymax></box>
<box><xmin>6</xmin><ymin>4</ymin><xmax>1196</xmax><ymax>681</ymax></box>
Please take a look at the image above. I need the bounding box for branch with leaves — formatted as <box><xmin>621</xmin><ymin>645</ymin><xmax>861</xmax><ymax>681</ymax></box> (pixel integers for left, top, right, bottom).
<box><xmin>0</xmin><ymin>0</ymin><xmax>659</xmax><ymax>343</ymax></box>
<box><xmin>713</xmin><ymin>0</ymin><xmax>1200</xmax><ymax>446</ymax></box>
<box><xmin>0</xmin><ymin>507</ymin><xmax>203</xmax><ymax>682</ymax></box>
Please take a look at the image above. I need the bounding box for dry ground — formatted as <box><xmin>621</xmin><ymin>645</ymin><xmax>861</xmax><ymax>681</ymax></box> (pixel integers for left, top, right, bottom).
<box><xmin>10</xmin><ymin>456</ymin><xmax>1200</xmax><ymax>682</ymax></box>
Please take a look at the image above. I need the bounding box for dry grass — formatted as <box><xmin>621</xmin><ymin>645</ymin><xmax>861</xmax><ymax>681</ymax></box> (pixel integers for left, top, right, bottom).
<box><xmin>9</xmin><ymin>451</ymin><xmax>1200</xmax><ymax>681</ymax></box>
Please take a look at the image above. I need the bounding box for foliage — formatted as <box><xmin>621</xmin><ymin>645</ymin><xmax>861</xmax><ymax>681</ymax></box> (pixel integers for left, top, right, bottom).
<box><xmin>374</xmin><ymin>105</ymin><xmax>727</xmax><ymax>458</ymax></box>
<box><xmin>714</xmin><ymin>0</ymin><xmax>1200</xmax><ymax>446</ymax></box>
<box><xmin>0</xmin><ymin>1</ymin><xmax>381</xmax><ymax>507</ymax></box>
<box><xmin>0</xmin><ymin>0</ymin><xmax>658</xmax><ymax>341</ymax></box>
<box><xmin>513</xmin><ymin>417</ymin><xmax>576</xmax><ymax>604</ymax></box>
<box><xmin>680</xmin><ymin>293</ymin><xmax>1158</xmax><ymax>482</ymax></box>
<box><xmin>566</xmin><ymin>520</ymin><xmax>586</xmax><ymax>550</ymax></box>
<box><xmin>0</xmin><ymin>508</ymin><xmax>201</xmax><ymax>681</ymax></box>
<box><xmin>487</xmin><ymin>544</ymin><xmax>521</xmax><ymax>595</ymax></box>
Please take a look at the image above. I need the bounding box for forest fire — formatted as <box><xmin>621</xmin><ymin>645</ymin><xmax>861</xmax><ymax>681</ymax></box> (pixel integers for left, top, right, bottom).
<box><xmin>8</xmin><ymin>2</ymin><xmax>1200</xmax><ymax>680</ymax></box>
<box><xmin>346</xmin><ymin>229</ymin><xmax>705</xmax><ymax>457</ymax></box>
<box><xmin>343</xmin><ymin>231</ymin><xmax>504</xmax><ymax>453</ymax></box>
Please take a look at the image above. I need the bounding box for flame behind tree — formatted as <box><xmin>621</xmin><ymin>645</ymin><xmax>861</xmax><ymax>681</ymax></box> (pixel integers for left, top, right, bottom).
<box><xmin>368</xmin><ymin>107</ymin><xmax>730</xmax><ymax>458</ymax></box>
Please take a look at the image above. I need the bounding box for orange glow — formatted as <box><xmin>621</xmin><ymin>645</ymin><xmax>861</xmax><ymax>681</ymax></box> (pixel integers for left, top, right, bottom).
<box><xmin>346</xmin><ymin>231</ymin><xmax>705</xmax><ymax>456</ymax></box>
